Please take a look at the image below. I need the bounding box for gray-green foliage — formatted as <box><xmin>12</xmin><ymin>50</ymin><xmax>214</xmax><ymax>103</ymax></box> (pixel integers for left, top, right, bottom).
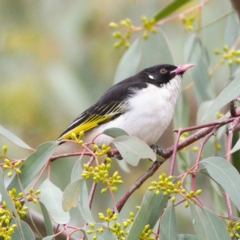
<box><xmin>1</xmin><ymin>1</ymin><xmax>240</xmax><ymax>239</ymax></box>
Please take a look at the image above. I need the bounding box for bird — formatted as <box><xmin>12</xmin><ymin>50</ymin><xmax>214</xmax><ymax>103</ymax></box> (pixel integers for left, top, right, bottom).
<box><xmin>55</xmin><ymin>63</ymin><xmax>194</xmax><ymax>154</ymax></box>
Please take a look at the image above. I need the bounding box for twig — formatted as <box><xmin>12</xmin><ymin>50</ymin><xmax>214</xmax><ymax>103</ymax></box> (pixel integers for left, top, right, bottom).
<box><xmin>116</xmin><ymin>110</ymin><xmax>240</xmax><ymax>212</ymax></box>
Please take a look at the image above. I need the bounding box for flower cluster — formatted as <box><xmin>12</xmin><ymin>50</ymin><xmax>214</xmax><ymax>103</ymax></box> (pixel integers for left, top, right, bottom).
<box><xmin>148</xmin><ymin>173</ymin><xmax>202</xmax><ymax>208</ymax></box>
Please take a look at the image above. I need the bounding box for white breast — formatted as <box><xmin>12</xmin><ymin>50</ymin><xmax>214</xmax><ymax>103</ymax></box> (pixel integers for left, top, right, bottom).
<box><xmin>83</xmin><ymin>75</ymin><xmax>182</xmax><ymax>146</ymax></box>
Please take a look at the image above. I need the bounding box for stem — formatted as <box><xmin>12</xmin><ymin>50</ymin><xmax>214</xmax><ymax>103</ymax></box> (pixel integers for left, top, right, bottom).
<box><xmin>89</xmin><ymin>183</ymin><xmax>97</xmax><ymax>209</ymax></box>
<box><xmin>116</xmin><ymin>110</ymin><xmax>240</xmax><ymax>212</ymax></box>
<box><xmin>169</xmin><ymin>129</ymin><xmax>183</xmax><ymax>176</ymax></box>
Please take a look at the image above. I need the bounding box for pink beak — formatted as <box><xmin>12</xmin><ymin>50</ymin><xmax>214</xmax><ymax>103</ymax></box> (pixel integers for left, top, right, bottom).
<box><xmin>171</xmin><ymin>63</ymin><xmax>195</xmax><ymax>75</ymax></box>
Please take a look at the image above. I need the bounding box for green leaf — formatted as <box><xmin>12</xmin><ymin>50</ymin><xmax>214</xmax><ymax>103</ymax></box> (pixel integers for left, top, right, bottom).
<box><xmin>153</xmin><ymin>0</ymin><xmax>192</xmax><ymax>22</ymax></box>
<box><xmin>202</xmin><ymin>72</ymin><xmax>240</xmax><ymax>120</ymax></box>
<box><xmin>196</xmin><ymin>100</ymin><xmax>216</xmax><ymax>124</ymax></box>
<box><xmin>78</xmin><ymin>180</ymin><xmax>95</xmax><ymax>223</ymax></box>
<box><xmin>103</xmin><ymin>127</ymin><xmax>129</xmax><ymax>138</ymax></box>
<box><xmin>11</xmin><ymin>219</ymin><xmax>35</xmax><ymax>240</ymax></box>
<box><xmin>84</xmin><ymin>224</ymin><xmax>117</xmax><ymax>240</ymax></box>
<box><xmin>0</xmin><ymin>169</ymin><xmax>18</xmax><ymax>217</ymax></box>
<box><xmin>42</xmin><ymin>236</ymin><xmax>56</xmax><ymax>240</ymax></box>
<box><xmin>113</xmin><ymin>135</ymin><xmax>156</xmax><ymax>166</ymax></box>
<box><xmin>62</xmin><ymin>179</ymin><xmax>82</xmax><ymax>211</ymax></box>
<box><xmin>177</xmin><ymin>235</ymin><xmax>198</xmax><ymax>240</ymax></box>
<box><xmin>200</xmin><ymin>157</ymin><xmax>240</xmax><ymax>211</ymax></box>
<box><xmin>8</xmin><ymin>141</ymin><xmax>58</xmax><ymax>192</ymax></box>
<box><xmin>185</xmin><ymin>34</ymin><xmax>214</xmax><ymax>105</ymax></box>
<box><xmin>225</xmin><ymin>13</ymin><xmax>239</xmax><ymax>47</ymax></box>
<box><xmin>230</xmin><ymin>136</ymin><xmax>240</xmax><ymax>154</ymax></box>
<box><xmin>114</xmin><ymin>39</ymin><xmax>141</xmax><ymax>84</ymax></box>
<box><xmin>127</xmin><ymin>190</ymin><xmax>168</xmax><ymax>240</ymax></box>
<box><xmin>138</xmin><ymin>30</ymin><xmax>173</xmax><ymax>69</ymax></box>
<box><xmin>39</xmin><ymin>202</ymin><xmax>55</xmax><ymax>237</ymax></box>
<box><xmin>202</xmin><ymin>207</ymin><xmax>230</xmax><ymax>240</ymax></box>
<box><xmin>190</xmin><ymin>203</ymin><xmax>208</xmax><ymax>240</ymax></box>
<box><xmin>0</xmin><ymin>125</ymin><xmax>32</xmax><ymax>150</ymax></box>
<box><xmin>39</xmin><ymin>179</ymin><xmax>70</xmax><ymax>224</ymax></box>
<box><xmin>160</xmin><ymin>203</ymin><xmax>177</xmax><ymax>240</ymax></box>
<box><xmin>71</xmin><ymin>157</ymin><xmax>83</xmax><ymax>181</ymax></box>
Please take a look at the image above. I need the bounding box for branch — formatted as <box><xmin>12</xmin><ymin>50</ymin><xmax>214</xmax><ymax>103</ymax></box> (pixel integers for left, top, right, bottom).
<box><xmin>116</xmin><ymin>109</ymin><xmax>240</xmax><ymax>212</ymax></box>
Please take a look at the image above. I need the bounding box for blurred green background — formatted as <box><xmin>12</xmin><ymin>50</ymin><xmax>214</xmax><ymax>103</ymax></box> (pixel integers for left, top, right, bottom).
<box><xmin>0</xmin><ymin>0</ymin><xmax>239</xmax><ymax>237</ymax></box>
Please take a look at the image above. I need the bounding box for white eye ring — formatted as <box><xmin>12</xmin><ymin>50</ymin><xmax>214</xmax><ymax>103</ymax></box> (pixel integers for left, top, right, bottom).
<box><xmin>148</xmin><ymin>74</ymin><xmax>155</xmax><ymax>79</ymax></box>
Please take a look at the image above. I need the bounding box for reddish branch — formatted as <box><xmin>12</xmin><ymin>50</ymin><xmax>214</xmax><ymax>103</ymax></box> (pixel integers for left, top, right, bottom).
<box><xmin>116</xmin><ymin>110</ymin><xmax>240</xmax><ymax>212</ymax></box>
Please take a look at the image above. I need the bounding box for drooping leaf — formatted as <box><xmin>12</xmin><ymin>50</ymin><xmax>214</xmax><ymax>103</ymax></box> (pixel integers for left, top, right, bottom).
<box><xmin>177</xmin><ymin>235</ymin><xmax>198</xmax><ymax>240</ymax></box>
<box><xmin>42</xmin><ymin>236</ymin><xmax>56</xmax><ymax>240</ymax></box>
<box><xmin>112</xmin><ymin>135</ymin><xmax>156</xmax><ymax>166</ymax></box>
<box><xmin>174</xmin><ymin>93</ymin><xmax>189</xmax><ymax>128</ymax></box>
<box><xmin>196</xmin><ymin>100</ymin><xmax>215</xmax><ymax>124</ymax></box>
<box><xmin>200</xmin><ymin>157</ymin><xmax>240</xmax><ymax>211</ymax></box>
<box><xmin>153</xmin><ymin>0</ymin><xmax>192</xmax><ymax>22</ymax></box>
<box><xmin>190</xmin><ymin>203</ymin><xmax>208</xmax><ymax>240</ymax></box>
<box><xmin>39</xmin><ymin>202</ymin><xmax>55</xmax><ymax>237</ymax></box>
<box><xmin>103</xmin><ymin>127</ymin><xmax>129</xmax><ymax>138</ymax></box>
<box><xmin>11</xmin><ymin>218</ymin><xmax>35</xmax><ymax>240</ymax></box>
<box><xmin>62</xmin><ymin>179</ymin><xmax>83</xmax><ymax>211</ymax></box>
<box><xmin>78</xmin><ymin>180</ymin><xmax>95</xmax><ymax>223</ymax></box>
<box><xmin>39</xmin><ymin>179</ymin><xmax>70</xmax><ymax>224</ymax></box>
<box><xmin>225</xmin><ymin>13</ymin><xmax>239</xmax><ymax>47</ymax></box>
<box><xmin>0</xmin><ymin>169</ymin><xmax>18</xmax><ymax>218</ymax></box>
<box><xmin>0</xmin><ymin>125</ymin><xmax>32</xmax><ymax>150</ymax></box>
<box><xmin>138</xmin><ymin>30</ymin><xmax>173</xmax><ymax>69</ymax></box>
<box><xmin>8</xmin><ymin>141</ymin><xmax>58</xmax><ymax>192</ymax></box>
<box><xmin>201</xmin><ymin>207</ymin><xmax>230</xmax><ymax>240</ymax></box>
<box><xmin>114</xmin><ymin>39</ymin><xmax>141</xmax><ymax>84</ymax></box>
<box><xmin>160</xmin><ymin>203</ymin><xmax>177</xmax><ymax>240</ymax></box>
<box><xmin>202</xmin><ymin>72</ymin><xmax>240</xmax><ymax>120</ymax></box>
<box><xmin>71</xmin><ymin>157</ymin><xmax>83</xmax><ymax>181</ymax></box>
<box><xmin>185</xmin><ymin>34</ymin><xmax>214</xmax><ymax>105</ymax></box>
<box><xmin>127</xmin><ymin>190</ymin><xmax>168</xmax><ymax>240</ymax></box>
<box><xmin>230</xmin><ymin>136</ymin><xmax>240</xmax><ymax>154</ymax></box>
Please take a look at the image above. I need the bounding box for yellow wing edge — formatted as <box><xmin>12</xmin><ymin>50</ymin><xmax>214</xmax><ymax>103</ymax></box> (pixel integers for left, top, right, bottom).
<box><xmin>59</xmin><ymin>115</ymin><xmax>112</xmax><ymax>140</ymax></box>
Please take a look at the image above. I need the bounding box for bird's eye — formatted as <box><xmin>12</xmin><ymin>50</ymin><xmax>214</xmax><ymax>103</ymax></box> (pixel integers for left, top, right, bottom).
<box><xmin>159</xmin><ymin>68</ymin><xmax>167</xmax><ymax>74</ymax></box>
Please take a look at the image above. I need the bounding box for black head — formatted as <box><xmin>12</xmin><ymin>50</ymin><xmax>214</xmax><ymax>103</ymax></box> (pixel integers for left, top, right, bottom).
<box><xmin>138</xmin><ymin>64</ymin><xmax>179</xmax><ymax>87</ymax></box>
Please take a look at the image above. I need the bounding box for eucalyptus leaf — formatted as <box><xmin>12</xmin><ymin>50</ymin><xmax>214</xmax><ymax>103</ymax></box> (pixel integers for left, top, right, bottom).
<box><xmin>127</xmin><ymin>190</ymin><xmax>168</xmax><ymax>240</ymax></box>
<box><xmin>177</xmin><ymin>235</ymin><xmax>198</xmax><ymax>240</ymax></box>
<box><xmin>39</xmin><ymin>179</ymin><xmax>70</xmax><ymax>224</ymax></box>
<box><xmin>230</xmin><ymin>137</ymin><xmax>240</xmax><ymax>154</ymax></box>
<box><xmin>202</xmin><ymin>72</ymin><xmax>240</xmax><ymax>120</ymax></box>
<box><xmin>8</xmin><ymin>141</ymin><xmax>58</xmax><ymax>192</ymax></box>
<box><xmin>200</xmin><ymin>157</ymin><xmax>240</xmax><ymax>211</ymax></box>
<box><xmin>114</xmin><ymin>39</ymin><xmax>141</xmax><ymax>84</ymax></box>
<box><xmin>202</xmin><ymin>207</ymin><xmax>230</xmax><ymax>240</ymax></box>
<box><xmin>153</xmin><ymin>0</ymin><xmax>192</xmax><ymax>22</ymax></box>
<box><xmin>62</xmin><ymin>179</ymin><xmax>82</xmax><ymax>211</ymax></box>
<box><xmin>11</xmin><ymin>219</ymin><xmax>35</xmax><ymax>240</ymax></box>
<box><xmin>0</xmin><ymin>125</ymin><xmax>32</xmax><ymax>150</ymax></box>
<box><xmin>71</xmin><ymin>157</ymin><xmax>83</xmax><ymax>181</ymax></box>
<box><xmin>103</xmin><ymin>127</ymin><xmax>129</xmax><ymax>138</ymax></box>
<box><xmin>42</xmin><ymin>236</ymin><xmax>56</xmax><ymax>240</ymax></box>
<box><xmin>113</xmin><ymin>135</ymin><xmax>156</xmax><ymax>166</ymax></box>
<box><xmin>225</xmin><ymin>13</ymin><xmax>239</xmax><ymax>47</ymax></box>
<box><xmin>0</xmin><ymin>169</ymin><xmax>18</xmax><ymax>218</ymax></box>
<box><xmin>78</xmin><ymin>180</ymin><xmax>95</xmax><ymax>223</ymax></box>
<box><xmin>190</xmin><ymin>203</ymin><xmax>208</xmax><ymax>240</ymax></box>
<box><xmin>160</xmin><ymin>203</ymin><xmax>177</xmax><ymax>240</ymax></box>
<box><xmin>185</xmin><ymin>34</ymin><xmax>214</xmax><ymax>105</ymax></box>
<box><xmin>39</xmin><ymin>202</ymin><xmax>55</xmax><ymax>237</ymax></box>
<box><xmin>139</xmin><ymin>30</ymin><xmax>173</xmax><ymax>69</ymax></box>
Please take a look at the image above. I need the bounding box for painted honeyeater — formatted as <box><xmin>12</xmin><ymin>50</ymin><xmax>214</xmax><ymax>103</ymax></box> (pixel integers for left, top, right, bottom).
<box><xmin>55</xmin><ymin>63</ymin><xmax>194</xmax><ymax>154</ymax></box>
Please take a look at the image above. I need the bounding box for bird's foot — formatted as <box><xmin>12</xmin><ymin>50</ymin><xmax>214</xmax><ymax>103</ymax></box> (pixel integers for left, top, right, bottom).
<box><xmin>150</xmin><ymin>144</ymin><xmax>163</xmax><ymax>156</ymax></box>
